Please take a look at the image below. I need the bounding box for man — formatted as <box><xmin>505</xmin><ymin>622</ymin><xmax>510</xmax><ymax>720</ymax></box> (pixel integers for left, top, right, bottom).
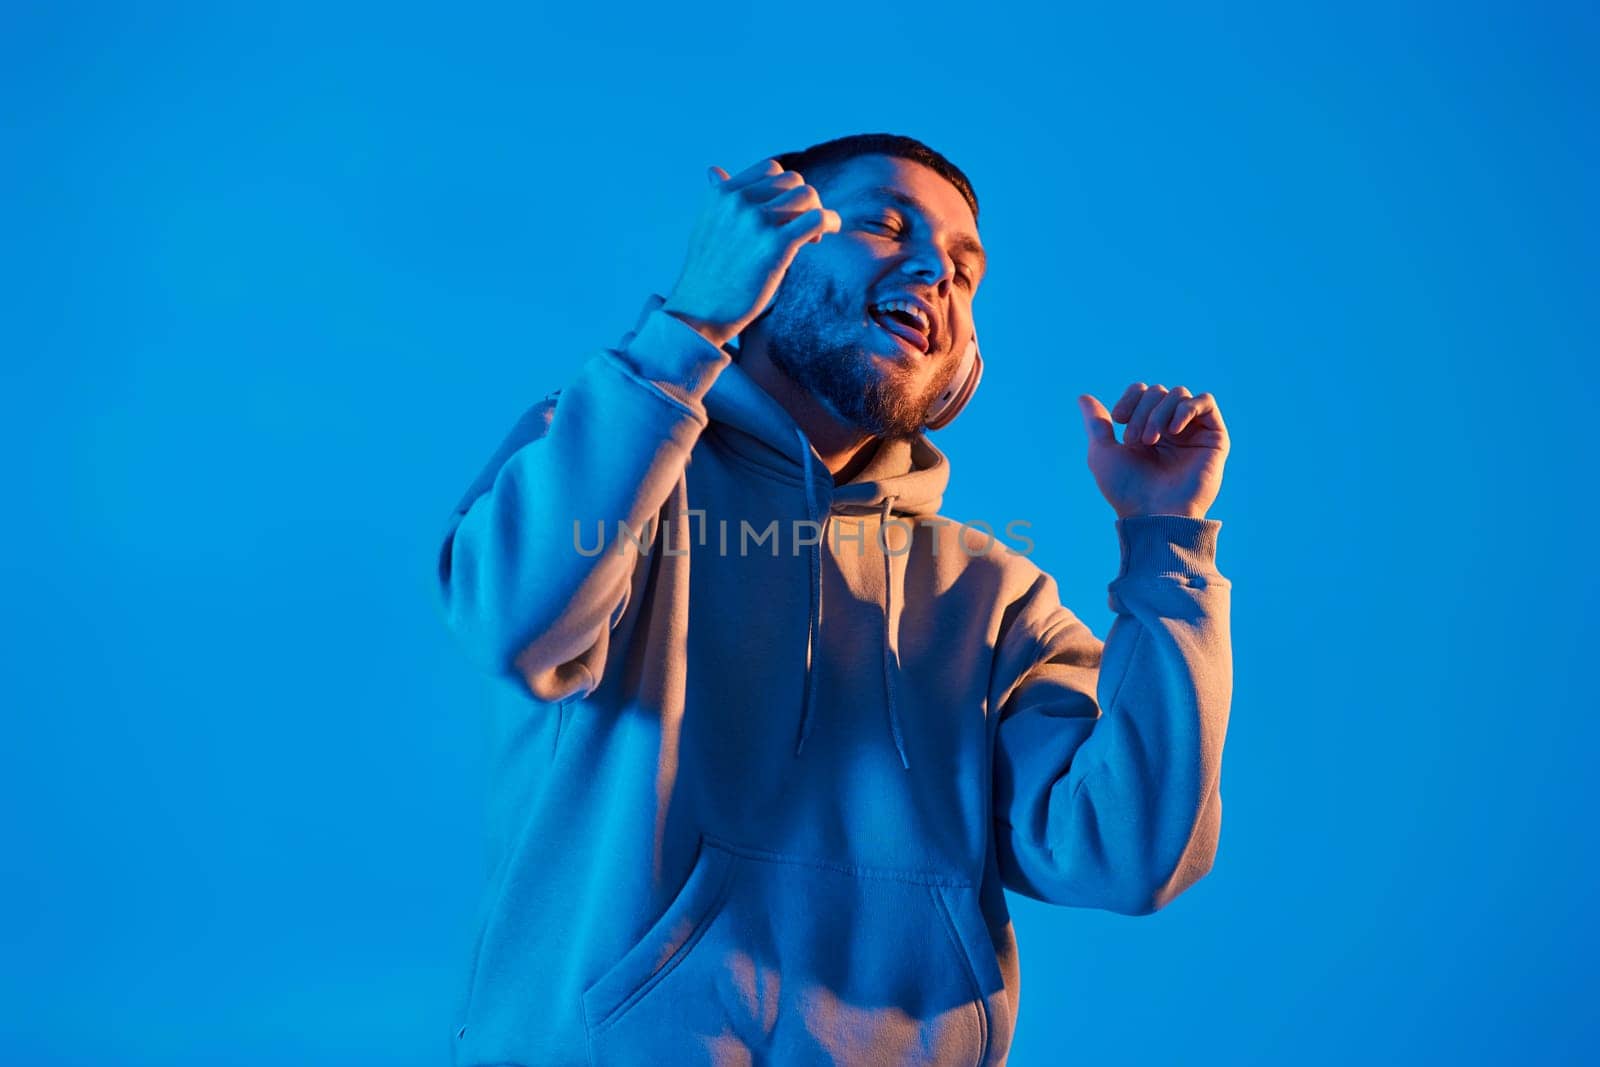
<box><xmin>435</xmin><ymin>133</ymin><xmax>1232</xmax><ymax>1066</ymax></box>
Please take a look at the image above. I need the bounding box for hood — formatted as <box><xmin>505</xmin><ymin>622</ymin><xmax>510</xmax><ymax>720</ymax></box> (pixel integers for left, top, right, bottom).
<box><xmin>703</xmin><ymin>359</ymin><xmax>951</xmax><ymax>771</ymax></box>
<box><xmin>702</xmin><ymin>358</ymin><xmax>950</xmax><ymax>516</ymax></box>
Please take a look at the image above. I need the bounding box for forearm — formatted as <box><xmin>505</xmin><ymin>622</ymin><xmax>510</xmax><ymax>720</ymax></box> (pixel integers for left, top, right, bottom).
<box><xmin>991</xmin><ymin>515</ymin><xmax>1231</xmax><ymax>914</ymax></box>
<box><xmin>1074</xmin><ymin>515</ymin><xmax>1232</xmax><ymax>909</ymax></box>
<box><xmin>436</xmin><ymin>301</ymin><xmax>732</xmax><ymax>682</ymax></box>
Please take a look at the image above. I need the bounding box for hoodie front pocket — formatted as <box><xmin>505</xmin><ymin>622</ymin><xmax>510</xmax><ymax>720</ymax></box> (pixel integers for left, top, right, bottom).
<box><xmin>581</xmin><ymin>834</ymin><xmax>996</xmax><ymax>1066</ymax></box>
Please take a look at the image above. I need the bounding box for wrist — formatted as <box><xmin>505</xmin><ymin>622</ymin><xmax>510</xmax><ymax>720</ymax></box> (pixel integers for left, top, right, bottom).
<box><xmin>1114</xmin><ymin>504</ymin><xmax>1209</xmax><ymax>520</ymax></box>
<box><xmin>1114</xmin><ymin>514</ymin><xmax>1224</xmax><ymax>580</ymax></box>
<box><xmin>661</xmin><ymin>303</ymin><xmax>735</xmax><ymax>349</ymax></box>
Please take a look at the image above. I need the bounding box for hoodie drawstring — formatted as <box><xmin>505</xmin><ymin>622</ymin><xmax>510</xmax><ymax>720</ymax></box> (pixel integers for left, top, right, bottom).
<box><xmin>880</xmin><ymin>494</ymin><xmax>910</xmax><ymax>770</ymax></box>
<box><xmin>795</xmin><ymin>429</ymin><xmax>824</xmax><ymax>759</ymax></box>
<box><xmin>792</xmin><ymin>427</ymin><xmax>910</xmax><ymax>772</ymax></box>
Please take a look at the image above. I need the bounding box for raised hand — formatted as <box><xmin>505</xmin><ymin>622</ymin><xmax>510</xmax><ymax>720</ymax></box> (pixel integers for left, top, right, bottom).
<box><xmin>662</xmin><ymin>158</ymin><xmax>842</xmax><ymax>349</ymax></box>
<box><xmin>1076</xmin><ymin>383</ymin><xmax>1230</xmax><ymax>519</ymax></box>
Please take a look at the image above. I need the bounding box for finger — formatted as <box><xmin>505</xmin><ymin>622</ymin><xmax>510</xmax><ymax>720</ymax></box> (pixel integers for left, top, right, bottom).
<box><xmin>720</xmin><ymin>158</ymin><xmax>786</xmax><ymax>193</ymax></box>
<box><xmin>780</xmin><ymin>206</ymin><xmax>841</xmax><ymax>247</ymax></box>
<box><xmin>1077</xmin><ymin>394</ymin><xmax>1117</xmax><ymax>445</ymax></box>
<box><xmin>1110</xmin><ymin>382</ymin><xmax>1147</xmax><ymax>423</ymax></box>
<box><xmin>1143</xmin><ymin>386</ymin><xmax>1192</xmax><ymax>444</ymax></box>
<box><xmin>1170</xmin><ymin>392</ymin><xmax>1228</xmax><ymax>441</ymax></box>
<box><xmin>1167</xmin><ymin>394</ymin><xmax>1202</xmax><ymax>436</ymax></box>
<box><xmin>739</xmin><ymin>170</ymin><xmax>807</xmax><ymax>205</ymax></box>
<box><xmin>763</xmin><ymin>182</ymin><xmax>824</xmax><ymax>221</ymax></box>
<box><xmin>1124</xmin><ymin>384</ymin><xmax>1168</xmax><ymax>446</ymax></box>
<box><xmin>707</xmin><ymin>165</ymin><xmax>730</xmax><ymax>185</ymax></box>
<box><xmin>806</xmin><ymin>207</ymin><xmax>842</xmax><ymax>243</ymax></box>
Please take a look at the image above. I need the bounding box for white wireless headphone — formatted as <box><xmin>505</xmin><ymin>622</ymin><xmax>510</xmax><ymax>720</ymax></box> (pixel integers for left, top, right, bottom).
<box><xmin>923</xmin><ymin>329</ymin><xmax>983</xmax><ymax>431</ymax></box>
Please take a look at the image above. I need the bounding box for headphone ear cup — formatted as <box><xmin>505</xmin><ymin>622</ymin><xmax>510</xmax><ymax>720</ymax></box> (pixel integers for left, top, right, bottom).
<box><xmin>924</xmin><ymin>330</ymin><xmax>983</xmax><ymax>431</ymax></box>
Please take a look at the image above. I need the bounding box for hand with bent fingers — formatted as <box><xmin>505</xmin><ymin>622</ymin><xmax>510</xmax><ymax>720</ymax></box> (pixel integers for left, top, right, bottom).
<box><xmin>662</xmin><ymin>158</ymin><xmax>842</xmax><ymax>350</ymax></box>
<box><xmin>1076</xmin><ymin>384</ymin><xmax>1230</xmax><ymax>519</ymax></box>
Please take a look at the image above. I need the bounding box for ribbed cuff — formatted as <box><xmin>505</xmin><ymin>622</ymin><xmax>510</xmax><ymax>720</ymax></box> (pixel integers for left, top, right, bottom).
<box><xmin>617</xmin><ymin>294</ymin><xmax>732</xmax><ymax>406</ymax></box>
<box><xmin>1115</xmin><ymin>515</ymin><xmax>1222</xmax><ymax>579</ymax></box>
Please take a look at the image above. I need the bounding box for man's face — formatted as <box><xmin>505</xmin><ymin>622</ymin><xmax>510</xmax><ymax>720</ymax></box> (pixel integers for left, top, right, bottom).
<box><xmin>757</xmin><ymin>154</ymin><xmax>987</xmax><ymax>439</ymax></box>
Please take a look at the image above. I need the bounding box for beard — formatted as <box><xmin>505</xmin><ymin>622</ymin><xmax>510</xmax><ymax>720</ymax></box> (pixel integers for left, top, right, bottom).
<box><xmin>759</xmin><ymin>266</ymin><xmax>960</xmax><ymax>439</ymax></box>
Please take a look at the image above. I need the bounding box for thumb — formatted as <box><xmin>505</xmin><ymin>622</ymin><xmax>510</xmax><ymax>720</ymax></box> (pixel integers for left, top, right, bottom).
<box><xmin>708</xmin><ymin>165</ymin><xmax>730</xmax><ymax>185</ymax></box>
<box><xmin>1077</xmin><ymin>394</ymin><xmax>1116</xmax><ymax>445</ymax></box>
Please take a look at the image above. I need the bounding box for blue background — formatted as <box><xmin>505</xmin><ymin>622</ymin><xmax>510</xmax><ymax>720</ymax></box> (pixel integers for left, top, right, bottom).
<box><xmin>5</xmin><ymin>2</ymin><xmax>1596</xmax><ymax>1063</ymax></box>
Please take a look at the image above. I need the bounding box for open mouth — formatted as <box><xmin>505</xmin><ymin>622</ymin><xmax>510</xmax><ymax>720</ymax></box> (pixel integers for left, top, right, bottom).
<box><xmin>871</xmin><ymin>318</ymin><xmax>928</xmax><ymax>358</ymax></box>
<box><xmin>868</xmin><ymin>303</ymin><xmax>932</xmax><ymax>355</ymax></box>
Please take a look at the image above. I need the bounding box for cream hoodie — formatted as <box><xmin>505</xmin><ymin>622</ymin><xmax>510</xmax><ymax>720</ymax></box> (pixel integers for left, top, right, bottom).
<box><xmin>435</xmin><ymin>293</ymin><xmax>1232</xmax><ymax>1066</ymax></box>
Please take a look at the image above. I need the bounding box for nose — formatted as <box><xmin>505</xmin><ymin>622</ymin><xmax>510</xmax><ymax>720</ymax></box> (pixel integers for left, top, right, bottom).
<box><xmin>901</xmin><ymin>241</ymin><xmax>956</xmax><ymax>296</ymax></box>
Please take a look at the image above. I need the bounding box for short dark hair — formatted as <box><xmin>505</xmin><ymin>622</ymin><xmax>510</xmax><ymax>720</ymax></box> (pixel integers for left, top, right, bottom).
<box><xmin>773</xmin><ymin>133</ymin><xmax>979</xmax><ymax>225</ymax></box>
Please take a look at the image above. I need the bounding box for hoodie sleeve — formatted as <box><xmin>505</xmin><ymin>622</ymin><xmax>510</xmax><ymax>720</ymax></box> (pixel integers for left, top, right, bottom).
<box><xmin>989</xmin><ymin>515</ymin><xmax>1232</xmax><ymax>915</ymax></box>
<box><xmin>435</xmin><ymin>294</ymin><xmax>732</xmax><ymax>701</ymax></box>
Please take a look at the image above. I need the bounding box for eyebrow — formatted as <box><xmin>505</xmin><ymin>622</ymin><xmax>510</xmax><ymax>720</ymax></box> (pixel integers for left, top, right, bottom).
<box><xmin>853</xmin><ymin>185</ymin><xmax>987</xmax><ymax>278</ymax></box>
